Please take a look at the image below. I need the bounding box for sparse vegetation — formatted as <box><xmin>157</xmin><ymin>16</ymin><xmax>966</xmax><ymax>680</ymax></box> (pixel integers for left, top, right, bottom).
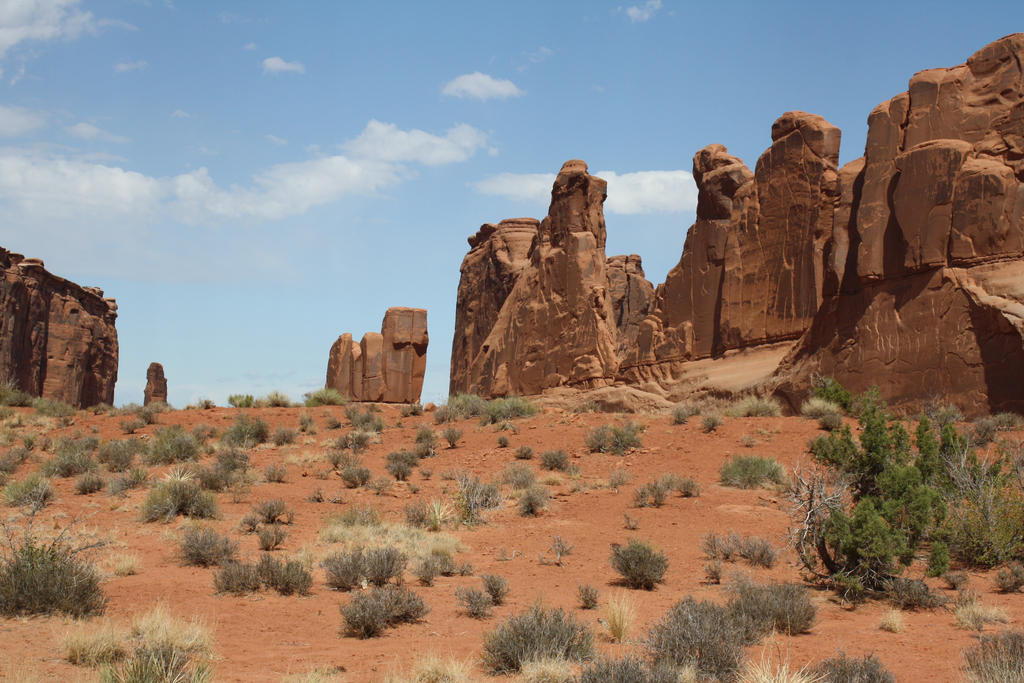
<box><xmin>585</xmin><ymin>421</ymin><xmax>643</xmax><ymax>455</ymax></box>
<box><xmin>140</xmin><ymin>478</ymin><xmax>218</xmax><ymax>522</ymax></box>
<box><xmin>720</xmin><ymin>455</ymin><xmax>787</xmax><ymax>489</ymax></box>
<box><xmin>540</xmin><ymin>449</ymin><xmax>569</xmax><ymax>471</ymax></box>
<box><xmin>178</xmin><ymin>526</ymin><xmax>238</xmax><ymax>567</ymax></box>
<box><xmin>726</xmin><ymin>395</ymin><xmax>782</xmax><ymax>417</ymax></box>
<box><xmin>220</xmin><ymin>414</ymin><xmax>270</xmax><ymax>448</ymax></box>
<box><xmin>813</xmin><ymin>652</ymin><xmax>894</xmax><ymax>683</ymax></box>
<box><xmin>228</xmin><ymin>394</ymin><xmax>255</xmax><ymax>408</ymax></box>
<box><xmin>611</xmin><ymin>539</ymin><xmax>668</xmax><ymax>590</ymax></box>
<box><xmin>701</xmin><ymin>413</ymin><xmax>723</xmax><ymax>433</ymax></box>
<box><xmin>340</xmin><ymin>585</ymin><xmax>428</xmax><ymax>638</ymax></box>
<box><xmin>578</xmin><ymin>584</ymin><xmax>599</xmax><ymax>609</ymax></box>
<box><xmin>145</xmin><ymin>425</ymin><xmax>200</xmax><ymax>465</ymax></box>
<box><xmin>518</xmin><ymin>485</ymin><xmax>549</xmax><ymax>516</ymax></box>
<box><xmin>304</xmin><ymin>388</ymin><xmax>347</xmax><ymax>407</ymax></box>
<box><xmin>441</xmin><ymin>426</ymin><xmax>462</xmax><ymax>448</ymax></box>
<box><xmin>963</xmin><ymin>630</ymin><xmax>1024</xmax><ymax>683</ymax></box>
<box><xmin>480</xmin><ymin>605</ymin><xmax>593</xmax><ymax>674</ymax></box>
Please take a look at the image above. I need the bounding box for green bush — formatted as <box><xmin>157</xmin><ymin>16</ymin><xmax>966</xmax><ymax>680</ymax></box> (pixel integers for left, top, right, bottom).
<box><xmin>812</xmin><ymin>376</ymin><xmax>853</xmax><ymax>411</ymax></box>
<box><xmin>3</xmin><ymin>473</ymin><xmax>53</xmax><ymax>508</ymax></box>
<box><xmin>97</xmin><ymin>439</ymin><xmax>147</xmax><ymax>472</ymax></box>
<box><xmin>481</xmin><ymin>574</ymin><xmax>508</xmax><ymax>605</ymax></box>
<box><xmin>480</xmin><ymin>605</ymin><xmax>593</xmax><ymax>674</ymax></box>
<box><xmin>0</xmin><ymin>530</ymin><xmax>105</xmax><ymax>617</ymax></box>
<box><xmin>252</xmin><ymin>499</ymin><xmax>293</xmax><ymax>525</ymax></box>
<box><xmin>303</xmin><ymin>388</ymin><xmax>347</xmax><ymax>407</ymax></box>
<box><xmin>480</xmin><ymin>396</ymin><xmax>537</xmax><ymax>425</ymax></box>
<box><xmin>43</xmin><ymin>438</ymin><xmax>98</xmax><ymax>477</ymax></box>
<box><xmin>261</xmin><ymin>391</ymin><xmax>292</xmax><ymax>407</ymax></box>
<box><xmin>701</xmin><ymin>413</ymin><xmax>723</xmax><ymax>433</ymax></box>
<box><xmin>0</xmin><ymin>381</ymin><xmax>32</xmax><ymax>406</ymax></box>
<box><xmin>441</xmin><ymin>426</ymin><xmax>462</xmax><ymax>448</ymax></box>
<box><xmin>346</xmin><ymin>405</ymin><xmax>384</xmax><ymax>433</ymax></box>
<box><xmin>220</xmin><ymin>414</ymin><xmax>269</xmax><ymax>448</ymax></box>
<box><xmin>719</xmin><ymin>455</ymin><xmax>786</xmax><ymax>489</ymax></box>
<box><xmin>726</xmin><ymin>395</ymin><xmax>782</xmax><ymax>417</ymax></box>
<box><xmin>645</xmin><ymin>598</ymin><xmax>744</xmax><ymax>681</ymax></box>
<box><xmin>454</xmin><ymin>473</ymin><xmax>501</xmax><ymax>525</ymax></box>
<box><xmin>140</xmin><ymin>479</ymin><xmax>217</xmax><ymax>522</ymax></box>
<box><xmin>671</xmin><ymin>403</ymin><xmax>701</xmax><ymax>425</ymax></box>
<box><xmin>400</xmin><ymin>402</ymin><xmax>423</xmax><ymax>417</ymax></box>
<box><xmin>813</xmin><ymin>652</ymin><xmax>894</xmax><ymax>683</ymax></box>
<box><xmin>99</xmin><ymin>644</ymin><xmax>213</xmax><ymax>683</ymax></box>
<box><xmin>179</xmin><ymin>526</ymin><xmax>238</xmax><ymax>567</ymax></box>
<box><xmin>108</xmin><ymin>467</ymin><xmax>149</xmax><ymax>496</ymax></box>
<box><xmin>585</xmin><ymin>422</ymin><xmax>643</xmax><ymax>455</ymax></box>
<box><xmin>32</xmin><ymin>397</ymin><xmax>76</xmax><ymax>417</ymax></box>
<box><xmin>611</xmin><ymin>539</ymin><xmax>668</xmax><ymax>590</ymax></box>
<box><xmin>340</xmin><ymin>585</ymin><xmax>428</xmax><ymax>638</ymax></box>
<box><xmin>386</xmin><ymin>450</ymin><xmax>418</xmax><ymax>481</ymax></box>
<box><xmin>540</xmin><ymin>450</ymin><xmax>569</xmax><ymax>471</ymax></box>
<box><xmin>339</xmin><ymin>464</ymin><xmax>372</xmax><ymax>488</ymax></box>
<box><xmin>963</xmin><ymin>631</ymin><xmax>1024</xmax><ymax>683</ymax></box>
<box><xmin>227</xmin><ymin>394</ymin><xmax>254</xmax><ymax>408</ymax></box>
<box><xmin>145</xmin><ymin>426</ymin><xmax>200</xmax><ymax>465</ymax></box>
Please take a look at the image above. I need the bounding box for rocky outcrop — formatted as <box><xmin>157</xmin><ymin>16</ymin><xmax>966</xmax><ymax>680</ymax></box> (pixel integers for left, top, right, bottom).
<box><xmin>450</xmin><ymin>160</ymin><xmax>621</xmax><ymax>396</ymax></box>
<box><xmin>775</xmin><ymin>33</ymin><xmax>1024</xmax><ymax>416</ymax></box>
<box><xmin>453</xmin><ymin>34</ymin><xmax>1024</xmax><ymax>415</ymax></box>
<box><xmin>0</xmin><ymin>248</ymin><xmax>118</xmax><ymax>407</ymax></box>
<box><xmin>144</xmin><ymin>362</ymin><xmax>167</xmax><ymax>406</ymax></box>
<box><xmin>326</xmin><ymin>307</ymin><xmax>427</xmax><ymax>403</ymax></box>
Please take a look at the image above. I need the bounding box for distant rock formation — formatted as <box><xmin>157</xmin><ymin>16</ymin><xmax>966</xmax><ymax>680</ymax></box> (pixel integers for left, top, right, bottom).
<box><xmin>326</xmin><ymin>307</ymin><xmax>427</xmax><ymax>403</ymax></box>
<box><xmin>144</xmin><ymin>362</ymin><xmax>167</xmax><ymax>406</ymax></box>
<box><xmin>0</xmin><ymin>248</ymin><xmax>118</xmax><ymax>407</ymax></box>
<box><xmin>452</xmin><ymin>34</ymin><xmax>1024</xmax><ymax>416</ymax></box>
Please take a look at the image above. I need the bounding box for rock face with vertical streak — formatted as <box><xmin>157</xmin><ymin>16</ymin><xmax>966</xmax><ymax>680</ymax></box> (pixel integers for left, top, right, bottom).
<box><xmin>452</xmin><ymin>34</ymin><xmax>1024</xmax><ymax>416</ymax></box>
<box><xmin>451</xmin><ymin>160</ymin><xmax>621</xmax><ymax>396</ymax></box>
<box><xmin>325</xmin><ymin>308</ymin><xmax>428</xmax><ymax>403</ymax></box>
<box><xmin>0</xmin><ymin>248</ymin><xmax>118</xmax><ymax>408</ymax></box>
<box><xmin>143</xmin><ymin>362</ymin><xmax>167</xmax><ymax>406</ymax></box>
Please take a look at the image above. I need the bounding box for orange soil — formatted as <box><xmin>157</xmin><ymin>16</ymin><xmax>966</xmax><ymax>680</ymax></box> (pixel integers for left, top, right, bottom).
<box><xmin>0</xmin><ymin>404</ymin><xmax>1019</xmax><ymax>682</ymax></box>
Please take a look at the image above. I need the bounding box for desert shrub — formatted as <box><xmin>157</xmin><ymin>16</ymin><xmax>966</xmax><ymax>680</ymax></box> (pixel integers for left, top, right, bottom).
<box><xmin>633</xmin><ymin>480</ymin><xmax>670</xmax><ymax>508</ymax></box>
<box><xmin>603</xmin><ymin>592</ymin><xmax>636</xmax><ymax>643</ymax></box>
<box><xmin>304</xmin><ymin>388</ymin><xmax>347</xmax><ymax>407</ymax></box>
<box><xmin>672</xmin><ymin>403</ymin><xmax>701</xmax><ymax>425</ymax></box>
<box><xmin>500</xmin><ymin>463</ymin><xmax>536</xmax><ymax>490</ymax></box>
<box><xmin>884</xmin><ymin>577</ymin><xmax>946</xmax><ymax>610</ymax></box>
<box><xmin>727</xmin><ymin>395</ymin><xmax>782</xmax><ymax>417</ymax></box>
<box><xmin>481</xmin><ymin>574</ymin><xmax>508</xmax><ymax>605</ymax></box>
<box><xmin>322</xmin><ymin>549</ymin><xmax>366</xmax><ymax>591</ymax></box>
<box><xmin>963</xmin><ymin>630</ymin><xmax>1024</xmax><ymax>683</ymax></box>
<box><xmin>702</xmin><ymin>531</ymin><xmax>741</xmax><ymax>562</ymax></box>
<box><xmin>737</xmin><ymin>535</ymin><xmax>777</xmax><ymax>568</ymax></box>
<box><xmin>97</xmin><ymin>439</ymin><xmax>147</xmax><ymax>472</ymax></box>
<box><xmin>945</xmin><ymin>571</ymin><xmax>969</xmax><ymax>591</ymax></box>
<box><xmin>415</xmin><ymin>425</ymin><xmax>438</xmax><ymax>447</ymax></box>
<box><xmin>255</xmin><ymin>554</ymin><xmax>311</xmax><ymax>595</ymax></box>
<box><xmin>518</xmin><ymin>485</ymin><xmax>549</xmax><ymax>516</ymax></box>
<box><xmin>340</xmin><ymin>585</ymin><xmax>429</xmax><ymax>638</ymax></box>
<box><xmin>404</xmin><ymin>501</ymin><xmax>430</xmax><ymax>528</ymax></box>
<box><xmin>400</xmin><ymin>402</ymin><xmax>423</xmax><ymax>417</ymax></box>
<box><xmin>108</xmin><ymin>467</ymin><xmax>148</xmax><ymax>496</ymax></box>
<box><xmin>456</xmin><ymin>587</ymin><xmax>493</xmax><ymax>618</ymax></box>
<box><xmin>611</xmin><ymin>539</ymin><xmax>668</xmax><ymax>590</ymax></box>
<box><xmin>0</xmin><ymin>529</ymin><xmax>105</xmax><ymax>617</ymax></box>
<box><xmin>363</xmin><ymin>546</ymin><xmax>407</xmax><ymax>586</ymax></box>
<box><xmin>441</xmin><ymin>426</ymin><xmax>462</xmax><ymax>448</ymax></box>
<box><xmin>802</xmin><ymin>396</ymin><xmax>844</xmax><ymax>420</ymax></box>
<box><xmin>796</xmin><ymin>393</ymin><xmax>949</xmax><ymax>597</ymax></box>
<box><xmin>434</xmin><ymin>393</ymin><xmax>488</xmax><ymax>423</ymax></box>
<box><xmin>257</xmin><ymin>525</ymin><xmax>288</xmax><ymax>551</ymax></box>
<box><xmin>324</xmin><ymin>416</ymin><xmax>342</xmax><ymax>430</ymax></box>
<box><xmin>720</xmin><ymin>455</ymin><xmax>786</xmax><ymax>489</ymax></box>
<box><xmin>145</xmin><ymin>426</ymin><xmax>200</xmax><ymax>465</ymax></box>
<box><xmin>141</xmin><ymin>479</ymin><xmax>217</xmax><ymax>522</ymax></box>
<box><xmin>212</xmin><ymin>561</ymin><xmax>262</xmax><ymax>595</ymax></box>
<box><xmin>386</xmin><ymin>450</ymin><xmax>419</xmax><ymax>481</ymax></box>
<box><xmin>480</xmin><ymin>605</ymin><xmax>593</xmax><ymax>674</ymax></box>
<box><xmin>339</xmin><ymin>464</ymin><xmax>372</xmax><ymax>488</ymax></box>
<box><xmin>0</xmin><ymin>381</ymin><xmax>32</xmax><ymax>406</ymax></box>
<box><xmin>954</xmin><ymin>591</ymin><xmax>1008</xmax><ymax>631</ymax></box>
<box><xmin>75</xmin><ymin>471</ymin><xmax>105</xmax><ymax>495</ymax></box>
<box><xmin>514</xmin><ymin>445</ymin><xmax>534</xmax><ymax>460</ymax></box>
<box><xmin>179</xmin><ymin>526</ymin><xmax>237</xmax><ymax>566</ymax></box>
<box><xmin>298</xmin><ymin>412</ymin><xmax>315</xmax><ymax>433</ymax></box>
<box><xmin>578</xmin><ymin>656</ymin><xmax>679</xmax><ymax>683</ymax></box>
<box><xmin>33</xmin><ymin>397</ymin><xmax>76</xmax><ymax>417</ymax></box>
<box><xmin>497</xmin><ymin>435</ymin><xmax>510</xmax><ymax>448</ymax></box>
<box><xmin>657</xmin><ymin>473</ymin><xmax>700</xmax><ymax>497</ymax></box>
<box><xmin>454</xmin><ymin>473</ymin><xmax>501</xmax><ymax>525</ymax></box>
<box><xmin>220</xmin><ymin>414</ymin><xmax>269</xmax><ymax>448</ymax></box>
<box><xmin>812</xmin><ymin>376</ymin><xmax>853</xmax><ymax>411</ymax></box>
<box><xmin>261</xmin><ymin>391</ymin><xmax>292</xmax><ymax>407</ymax></box>
<box><xmin>646</xmin><ymin>597</ymin><xmax>744</xmax><ymax>681</ymax></box>
<box><xmin>43</xmin><ymin>437</ymin><xmax>98</xmax><ymax>477</ymax></box>
<box><xmin>994</xmin><ymin>563</ymin><xmax>1024</xmax><ymax>593</ymax></box>
<box><xmin>480</xmin><ymin>396</ymin><xmax>538</xmax><ymax>425</ymax></box>
<box><xmin>346</xmin><ymin>405</ymin><xmax>384</xmax><ymax>433</ymax></box>
<box><xmin>540</xmin><ymin>450</ymin><xmax>569</xmax><ymax>471</ymax></box>
<box><xmin>726</xmin><ymin>578</ymin><xmax>816</xmax><ymax>639</ymax></box>
<box><xmin>228</xmin><ymin>394</ymin><xmax>254</xmax><ymax>408</ymax></box>
<box><xmin>578</xmin><ymin>584</ymin><xmax>599</xmax><ymax>609</ymax></box>
<box><xmin>263</xmin><ymin>463</ymin><xmax>287</xmax><ymax>483</ymax></box>
<box><xmin>585</xmin><ymin>422</ymin><xmax>643</xmax><ymax>455</ymax></box>
<box><xmin>271</xmin><ymin>428</ymin><xmax>297</xmax><ymax>447</ymax></box>
<box><xmin>0</xmin><ymin>447</ymin><xmax>29</xmax><ymax>476</ymax></box>
<box><xmin>2</xmin><ymin>472</ymin><xmax>51</xmax><ymax>508</ymax></box>
<box><xmin>701</xmin><ymin>413</ymin><xmax>723</xmax><ymax>433</ymax></box>
<box><xmin>252</xmin><ymin>499</ymin><xmax>293</xmax><ymax>525</ymax></box>
<box><xmin>813</xmin><ymin>652</ymin><xmax>894</xmax><ymax>683</ymax></box>
<box><xmin>120</xmin><ymin>417</ymin><xmax>146</xmax><ymax>434</ymax></box>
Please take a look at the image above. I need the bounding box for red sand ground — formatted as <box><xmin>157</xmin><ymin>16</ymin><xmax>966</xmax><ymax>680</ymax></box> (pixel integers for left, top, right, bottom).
<box><xmin>0</xmin><ymin>404</ymin><xmax>1020</xmax><ymax>682</ymax></box>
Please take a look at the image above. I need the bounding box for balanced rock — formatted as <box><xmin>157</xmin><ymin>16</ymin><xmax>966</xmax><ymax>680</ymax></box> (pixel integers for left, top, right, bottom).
<box><xmin>0</xmin><ymin>247</ymin><xmax>118</xmax><ymax>407</ymax></box>
<box><xmin>325</xmin><ymin>307</ymin><xmax>428</xmax><ymax>403</ymax></box>
<box><xmin>143</xmin><ymin>362</ymin><xmax>167</xmax><ymax>406</ymax></box>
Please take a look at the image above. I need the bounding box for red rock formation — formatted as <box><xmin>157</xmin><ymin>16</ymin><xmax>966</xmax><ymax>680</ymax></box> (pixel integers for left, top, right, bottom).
<box><xmin>144</xmin><ymin>362</ymin><xmax>167</xmax><ymax>406</ymax></box>
<box><xmin>775</xmin><ymin>33</ymin><xmax>1024</xmax><ymax>416</ymax></box>
<box><xmin>451</xmin><ymin>161</ymin><xmax>620</xmax><ymax>396</ymax></box>
<box><xmin>0</xmin><ymin>248</ymin><xmax>118</xmax><ymax>407</ymax></box>
<box><xmin>606</xmin><ymin>254</ymin><xmax>656</xmax><ymax>357</ymax></box>
<box><xmin>325</xmin><ymin>307</ymin><xmax>428</xmax><ymax>403</ymax></box>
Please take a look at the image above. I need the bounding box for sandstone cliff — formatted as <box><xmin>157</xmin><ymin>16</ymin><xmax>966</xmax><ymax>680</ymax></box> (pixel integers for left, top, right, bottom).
<box><xmin>326</xmin><ymin>307</ymin><xmax>427</xmax><ymax>403</ymax></box>
<box><xmin>0</xmin><ymin>248</ymin><xmax>118</xmax><ymax>407</ymax></box>
<box><xmin>144</xmin><ymin>362</ymin><xmax>167</xmax><ymax>406</ymax></box>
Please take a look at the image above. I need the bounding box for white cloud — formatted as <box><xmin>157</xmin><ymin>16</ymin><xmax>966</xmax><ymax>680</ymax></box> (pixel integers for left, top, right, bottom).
<box><xmin>171</xmin><ymin>109</ymin><xmax>191</xmax><ymax>118</ymax></box>
<box><xmin>265</xmin><ymin>134</ymin><xmax>287</xmax><ymax>146</ymax></box>
<box><xmin>526</xmin><ymin>46</ymin><xmax>553</xmax><ymax>64</ymax></box>
<box><xmin>66</xmin><ymin>122</ymin><xmax>129</xmax><ymax>143</ymax></box>
<box><xmin>0</xmin><ymin>0</ymin><xmax>97</xmax><ymax>57</ymax></box>
<box><xmin>625</xmin><ymin>0</ymin><xmax>662</xmax><ymax>22</ymax></box>
<box><xmin>343</xmin><ymin>120</ymin><xmax>487</xmax><ymax>166</ymax></box>
<box><xmin>242</xmin><ymin>41</ymin><xmax>256</xmax><ymax>50</ymax></box>
<box><xmin>0</xmin><ymin>105</ymin><xmax>45</xmax><ymax>137</ymax></box>
<box><xmin>472</xmin><ymin>168</ymin><xmax>697</xmax><ymax>214</ymax></box>
<box><xmin>441</xmin><ymin>72</ymin><xmax>523</xmax><ymax>101</ymax></box>
<box><xmin>114</xmin><ymin>59</ymin><xmax>147</xmax><ymax>72</ymax></box>
<box><xmin>0</xmin><ymin>119</ymin><xmax>487</xmax><ymax>224</ymax></box>
<box><xmin>262</xmin><ymin>56</ymin><xmax>304</xmax><ymax>75</ymax></box>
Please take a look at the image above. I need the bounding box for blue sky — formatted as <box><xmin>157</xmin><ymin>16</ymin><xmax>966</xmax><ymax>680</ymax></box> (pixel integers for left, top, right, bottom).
<box><xmin>0</xmin><ymin>0</ymin><xmax>1021</xmax><ymax>406</ymax></box>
